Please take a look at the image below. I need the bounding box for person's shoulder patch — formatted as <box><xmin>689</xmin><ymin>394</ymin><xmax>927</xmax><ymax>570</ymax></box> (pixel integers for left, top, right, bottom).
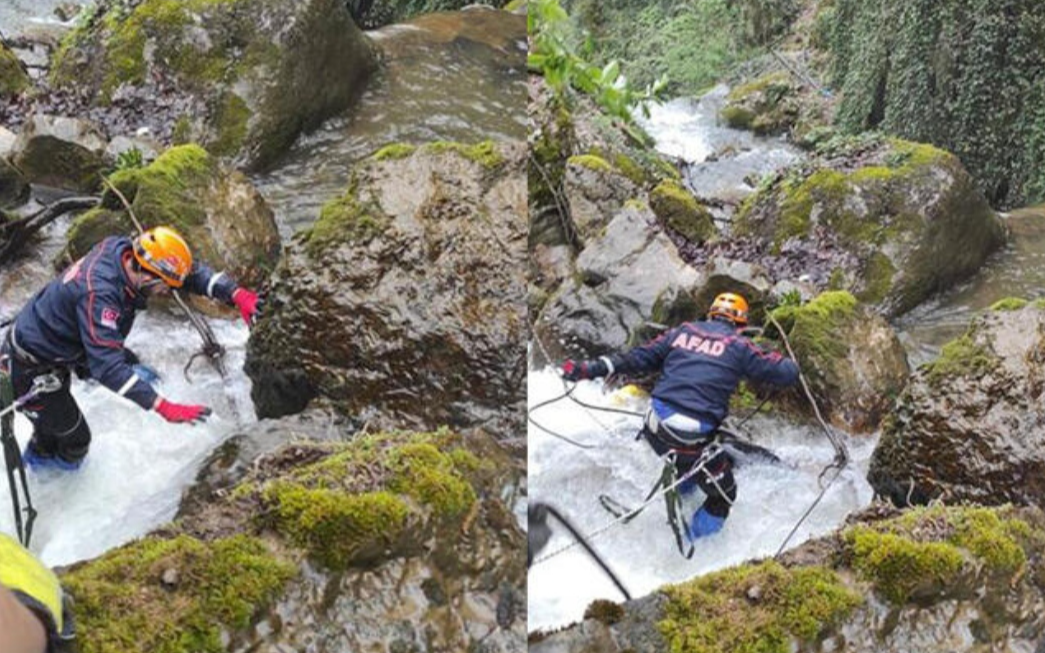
<box><xmin>100</xmin><ymin>306</ymin><xmax>120</xmax><ymax>330</ymax></box>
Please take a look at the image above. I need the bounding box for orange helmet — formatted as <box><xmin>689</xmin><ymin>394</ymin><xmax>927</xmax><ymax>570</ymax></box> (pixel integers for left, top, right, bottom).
<box><xmin>133</xmin><ymin>226</ymin><xmax>192</xmax><ymax>288</ymax></box>
<box><xmin>708</xmin><ymin>292</ymin><xmax>749</xmax><ymax>325</ymax></box>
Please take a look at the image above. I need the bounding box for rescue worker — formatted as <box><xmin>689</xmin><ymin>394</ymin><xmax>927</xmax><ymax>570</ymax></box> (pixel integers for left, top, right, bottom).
<box><xmin>0</xmin><ymin>532</ymin><xmax>75</xmax><ymax>653</ymax></box>
<box><xmin>0</xmin><ymin>226</ymin><xmax>260</xmax><ymax>471</ymax></box>
<box><xmin>560</xmin><ymin>292</ymin><xmax>799</xmax><ymax>540</ymax></box>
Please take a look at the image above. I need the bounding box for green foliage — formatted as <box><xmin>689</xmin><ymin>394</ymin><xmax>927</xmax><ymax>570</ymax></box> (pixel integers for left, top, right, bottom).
<box><xmin>828</xmin><ymin>0</ymin><xmax>1045</xmax><ymax>209</ymax></box>
<box><xmin>658</xmin><ymin>560</ymin><xmax>861</xmax><ymax>653</ymax></box>
<box><xmin>528</xmin><ymin>0</ymin><xmax>666</xmax><ymax>123</ymax></box>
<box><xmin>776</xmin><ymin>289</ymin><xmax>802</xmax><ymax>308</ymax></box>
<box><xmin>114</xmin><ymin>147</ymin><xmax>145</xmax><ymax>172</ymax></box>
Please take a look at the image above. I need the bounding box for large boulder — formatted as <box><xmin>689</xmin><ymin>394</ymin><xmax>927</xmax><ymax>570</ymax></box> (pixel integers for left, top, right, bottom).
<box><xmin>12</xmin><ymin>115</ymin><xmax>108</xmax><ymax>192</ymax></box>
<box><xmin>246</xmin><ymin>141</ymin><xmax>526</xmax><ymax>435</ymax></box>
<box><xmin>51</xmin><ymin>0</ymin><xmax>378</xmax><ymax>169</ymax></box>
<box><xmin>869</xmin><ymin>301</ymin><xmax>1045</xmax><ymax>507</ymax></box>
<box><xmin>531</xmin><ymin>504</ymin><xmax>1045</xmax><ymax>653</ymax></box>
<box><xmin>533</xmin><ymin>204</ymin><xmax>705</xmax><ymax>361</ymax></box>
<box><xmin>65</xmin><ymin>425</ymin><xmax>525</xmax><ymax>653</ymax></box>
<box><xmin>735</xmin><ymin>137</ymin><xmax>1006</xmax><ymax>317</ymax></box>
<box><xmin>771</xmin><ymin>291</ymin><xmax>909</xmax><ymax>433</ymax></box>
<box><xmin>63</xmin><ymin>144</ymin><xmax>281</xmax><ymax>291</ymax></box>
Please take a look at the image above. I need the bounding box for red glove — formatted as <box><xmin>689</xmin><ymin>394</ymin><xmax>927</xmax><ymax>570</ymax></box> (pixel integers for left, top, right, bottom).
<box><xmin>154</xmin><ymin>398</ymin><xmax>212</xmax><ymax>424</ymax></box>
<box><xmin>231</xmin><ymin>288</ymin><xmax>259</xmax><ymax>327</ymax></box>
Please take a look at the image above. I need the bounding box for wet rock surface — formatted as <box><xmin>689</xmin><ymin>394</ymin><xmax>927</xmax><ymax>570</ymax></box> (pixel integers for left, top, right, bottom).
<box><xmin>869</xmin><ymin>303</ymin><xmax>1045</xmax><ymax>507</ymax></box>
<box><xmin>247</xmin><ymin>140</ymin><xmax>526</xmax><ymax>438</ymax></box>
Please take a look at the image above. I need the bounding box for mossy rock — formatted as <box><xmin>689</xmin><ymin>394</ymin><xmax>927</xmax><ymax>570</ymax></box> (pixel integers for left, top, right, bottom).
<box><xmin>64</xmin><ymin>534</ymin><xmax>295</xmax><ymax>653</ymax></box>
<box><xmin>259</xmin><ymin>429</ymin><xmax>481</xmax><ymax>570</ymax></box>
<box><xmin>842</xmin><ymin>505</ymin><xmax>1039</xmax><ymax>605</ymax></box>
<box><xmin>721</xmin><ymin>72</ymin><xmax>799</xmax><ymax>136</ymax></box>
<box><xmin>658</xmin><ymin>560</ymin><xmax>862</xmax><ymax>653</ymax></box>
<box><xmin>736</xmin><ymin>137</ymin><xmax>1004</xmax><ymax>316</ymax></box>
<box><xmin>649</xmin><ymin>180</ymin><xmax>714</xmax><ymax>244</ymax></box>
<box><xmin>51</xmin><ymin>0</ymin><xmax>377</xmax><ymax>169</ymax></box>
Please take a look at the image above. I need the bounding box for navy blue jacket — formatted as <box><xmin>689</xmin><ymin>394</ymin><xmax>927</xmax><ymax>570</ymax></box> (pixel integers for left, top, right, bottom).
<box><xmin>609</xmin><ymin>319</ymin><xmax>799</xmax><ymax>428</ymax></box>
<box><xmin>10</xmin><ymin>236</ymin><xmax>238</xmax><ymax>410</ymax></box>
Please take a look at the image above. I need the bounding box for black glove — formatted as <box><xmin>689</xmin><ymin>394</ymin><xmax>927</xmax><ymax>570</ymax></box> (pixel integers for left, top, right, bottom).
<box><xmin>561</xmin><ymin>358</ymin><xmax>609</xmax><ymax>382</ymax></box>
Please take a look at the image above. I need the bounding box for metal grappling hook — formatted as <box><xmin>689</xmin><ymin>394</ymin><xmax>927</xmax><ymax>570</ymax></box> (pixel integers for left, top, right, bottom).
<box><xmin>1</xmin><ymin>372</ymin><xmax>62</xmax><ymax>547</ymax></box>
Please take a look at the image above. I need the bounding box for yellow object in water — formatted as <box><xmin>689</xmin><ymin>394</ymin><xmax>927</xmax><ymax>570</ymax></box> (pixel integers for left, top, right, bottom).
<box><xmin>610</xmin><ymin>384</ymin><xmax>649</xmax><ymax>407</ymax></box>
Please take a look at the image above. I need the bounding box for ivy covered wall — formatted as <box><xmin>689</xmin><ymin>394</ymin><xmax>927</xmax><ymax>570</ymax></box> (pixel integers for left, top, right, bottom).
<box><xmin>830</xmin><ymin>0</ymin><xmax>1045</xmax><ymax>209</ymax></box>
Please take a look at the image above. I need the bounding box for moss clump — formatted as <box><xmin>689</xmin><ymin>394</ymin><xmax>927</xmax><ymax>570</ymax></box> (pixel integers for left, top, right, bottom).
<box><xmin>649</xmin><ymin>180</ymin><xmax>714</xmax><ymax>244</ymax></box>
<box><xmin>923</xmin><ymin>331</ymin><xmax>999</xmax><ymax>386</ymax></box>
<box><xmin>989</xmin><ymin>297</ymin><xmax>1028</xmax><ymax>312</ymax></box>
<box><xmin>858</xmin><ymin>250</ymin><xmax>896</xmax><ymax>304</ymax></box>
<box><xmin>843</xmin><ymin>505</ymin><xmax>1038</xmax><ymax>604</ymax></box>
<box><xmin>845</xmin><ymin>527</ymin><xmax>963</xmax><ymax>604</ymax></box>
<box><xmin>425</xmin><ymin>140</ymin><xmax>503</xmax><ymax>168</ymax></box>
<box><xmin>567</xmin><ymin>153</ymin><xmax>615</xmax><ymax>174</ymax></box>
<box><xmin>0</xmin><ymin>45</ymin><xmax>29</xmax><ymax>96</ymax></box>
<box><xmin>612</xmin><ymin>153</ymin><xmax>647</xmax><ymax>186</ymax></box>
<box><xmin>771</xmin><ymin>291</ymin><xmax>857</xmax><ymax>375</ymax></box>
<box><xmin>658</xmin><ymin>560</ymin><xmax>861</xmax><ymax>653</ymax></box>
<box><xmin>104</xmin><ymin>143</ymin><xmax>216</xmax><ymax>231</ymax></box>
<box><xmin>373</xmin><ymin>143</ymin><xmax>417</xmax><ymax>161</ymax></box>
<box><xmin>308</xmin><ymin>178</ymin><xmax>390</xmax><ymax>253</ymax></box>
<box><xmin>260</xmin><ymin>430</ymin><xmax>481</xmax><ymax>570</ymax></box>
<box><xmin>64</xmin><ymin>534</ymin><xmax>294</xmax><ymax>653</ymax></box>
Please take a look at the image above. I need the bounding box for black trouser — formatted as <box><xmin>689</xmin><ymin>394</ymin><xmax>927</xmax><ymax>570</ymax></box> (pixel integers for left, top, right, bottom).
<box><xmin>643</xmin><ymin>426</ymin><xmax>737</xmax><ymax>519</ymax></box>
<box><xmin>1</xmin><ymin>339</ymin><xmax>91</xmax><ymax>465</ymax></box>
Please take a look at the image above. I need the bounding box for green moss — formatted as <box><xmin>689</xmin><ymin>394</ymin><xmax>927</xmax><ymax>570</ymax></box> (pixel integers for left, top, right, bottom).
<box><xmin>503</xmin><ymin>0</ymin><xmax>526</xmax><ymax>10</ymax></box>
<box><xmin>0</xmin><ymin>45</ymin><xmax>29</xmax><ymax>96</ymax></box>
<box><xmin>989</xmin><ymin>297</ymin><xmax>1028</xmax><ymax>312</ymax></box>
<box><xmin>64</xmin><ymin>534</ymin><xmax>294</xmax><ymax>653</ymax></box>
<box><xmin>843</xmin><ymin>505</ymin><xmax>1038</xmax><ymax>604</ymax></box>
<box><xmin>386</xmin><ymin>442</ymin><xmax>477</xmax><ymax>517</ymax></box>
<box><xmin>923</xmin><ymin>332</ymin><xmax>999</xmax><ymax>386</ymax></box>
<box><xmin>104</xmin><ymin>144</ymin><xmax>216</xmax><ymax>233</ymax></box>
<box><xmin>265</xmin><ymin>483</ymin><xmax>409</xmax><ymax>569</ymax></box>
<box><xmin>772</xmin><ymin>290</ymin><xmax>857</xmax><ymax>368</ymax></box>
<box><xmin>728</xmin><ymin>72</ymin><xmax>791</xmax><ymax>102</ymax></box>
<box><xmin>658</xmin><ymin>560</ymin><xmax>861</xmax><ymax>653</ymax></box>
<box><xmin>308</xmin><ymin>178</ymin><xmax>390</xmax><ymax>253</ymax></box>
<box><xmin>857</xmin><ymin>251</ymin><xmax>896</xmax><ymax>304</ymax></box>
<box><xmin>649</xmin><ymin>180</ymin><xmax>713</xmax><ymax>243</ymax></box>
<box><xmin>373</xmin><ymin>143</ymin><xmax>417</xmax><ymax>161</ymax></box>
<box><xmin>845</xmin><ymin>526</ymin><xmax>964</xmax><ymax>604</ymax></box>
<box><xmin>425</xmin><ymin>140</ymin><xmax>503</xmax><ymax>168</ymax></box>
<box><xmin>260</xmin><ymin>430</ymin><xmax>481</xmax><ymax>570</ymax></box>
<box><xmin>775</xmin><ymin>170</ymin><xmax>848</xmax><ymax>247</ymax></box>
<box><xmin>566</xmin><ymin>153</ymin><xmax>615</xmax><ymax>174</ymax></box>
<box><xmin>613</xmin><ymin>153</ymin><xmax>647</xmax><ymax>186</ymax></box>
<box><xmin>720</xmin><ymin>105</ymin><xmax>755</xmax><ymax>129</ymax></box>
<box><xmin>206</xmin><ymin>92</ymin><xmax>251</xmax><ymax>157</ymax></box>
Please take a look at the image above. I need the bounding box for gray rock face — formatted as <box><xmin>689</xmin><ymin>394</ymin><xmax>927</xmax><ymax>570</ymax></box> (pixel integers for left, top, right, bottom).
<box><xmin>246</xmin><ymin>141</ymin><xmax>526</xmax><ymax>436</ymax></box>
<box><xmin>869</xmin><ymin>304</ymin><xmax>1045</xmax><ymax>506</ymax></box>
<box><xmin>12</xmin><ymin>114</ymin><xmax>107</xmax><ymax>192</ymax></box>
<box><xmin>51</xmin><ymin>0</ymin><xmax>378</xmax><ymax>169</ymax></box>
<box><xmin>534</xmin><ymin>205</ymin><xmax>704</xmax><ymax>359</ymax></box>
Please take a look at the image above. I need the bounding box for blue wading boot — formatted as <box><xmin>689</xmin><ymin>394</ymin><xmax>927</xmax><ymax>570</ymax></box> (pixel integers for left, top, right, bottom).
<box><xmin>687</xmin><ymin>506</ymin><xmax>725</xmax><ymax>541</ymax></box>
<box><xmin>22</xmin><ymin>441</ymin><xmax>83</xmax><ymax>472</ymax></box>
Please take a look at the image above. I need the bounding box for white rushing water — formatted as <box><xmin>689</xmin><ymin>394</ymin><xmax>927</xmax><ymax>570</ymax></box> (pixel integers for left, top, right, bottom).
<box><xmin>527</xmin><ymin>367</ymin><xmax>876</xmax><ymax>632</ymax></box>
<box><xmin>0</xmin><ymin>311</ymin><xmax>254</xmax><ymax>567</ymax></box>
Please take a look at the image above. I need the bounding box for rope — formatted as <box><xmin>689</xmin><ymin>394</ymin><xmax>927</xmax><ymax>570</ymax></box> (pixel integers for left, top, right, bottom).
<box><xmin>764</xmin><ymin>312</ymin><xmax>850</xmax><ymax>557</ymax></box>
<box><xmin>532</xmin><ymin>449</ymin><xmax>715</xmax><ymax>566</ymax></box>
<box><xmin>529</xmin><ymin>502</ymin><xmax>632</xmax><ymax>601</ymax></box>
